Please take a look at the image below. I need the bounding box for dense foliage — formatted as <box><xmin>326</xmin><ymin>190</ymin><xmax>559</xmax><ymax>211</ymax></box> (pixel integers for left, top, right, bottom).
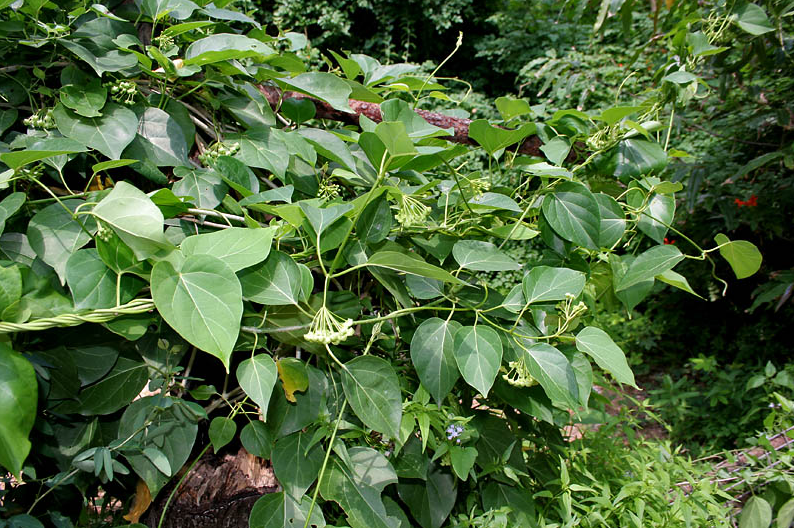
<box><xmin>0</xmin><ymin>1</ymin><xmax>783</xmax><ymax>528</ymax></box>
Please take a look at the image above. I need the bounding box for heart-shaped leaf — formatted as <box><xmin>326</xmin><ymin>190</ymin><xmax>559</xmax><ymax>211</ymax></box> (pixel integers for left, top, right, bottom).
<box><xmin>453</xmin><ymin>325</ymin><xmax>503</xmax><ymax>397</ymax></box>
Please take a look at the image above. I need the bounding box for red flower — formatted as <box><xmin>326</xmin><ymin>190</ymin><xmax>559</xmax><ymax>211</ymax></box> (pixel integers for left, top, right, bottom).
<box><xmin>735</xmin><ymin>194</ymin><xmax>758</xmax><ymax>207</ymax></box>
<box><xmin>664</xmin><ymin>237</ymin><xmax>676</xmax><ymax>245</ymax></box>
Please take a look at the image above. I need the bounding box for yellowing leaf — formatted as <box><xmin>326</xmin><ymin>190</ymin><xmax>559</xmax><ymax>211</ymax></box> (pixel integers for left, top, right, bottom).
<box><xmin>277</xmin><ymin>358</ymin><xmax>309</xmax><ymax>402</ymax></box>
<box><xmin>123</xmin><ymin>479</ymin><xmax>152</xmax><ymax>523</ymax></box>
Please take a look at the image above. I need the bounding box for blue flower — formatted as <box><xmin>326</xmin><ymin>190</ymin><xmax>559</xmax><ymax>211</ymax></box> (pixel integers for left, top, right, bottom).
<box><xmin>446</xmin><ymin>424</ymin><xmax>464</xmax><ymax>441</ymax></box>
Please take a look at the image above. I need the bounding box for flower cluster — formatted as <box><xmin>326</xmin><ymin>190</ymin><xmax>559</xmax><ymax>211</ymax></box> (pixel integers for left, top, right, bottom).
<box><xmin>95</xmin><ymin>221</ymin><xmax>114</xmax><ymax>243</ymax></box>
<box><xmin>303</xmin><ymin>305</ymin><xmax>354</xmax><ymax>345</ymax></box>
<box><xmin>23</xmin><ymin>108</ymin><xmax>56</xmax><ymax>130</ymax></box>
<box><xmin>501</xmin><ymin>357</ymin><xmax>538</xmax><ymax>388</ymax></box>
<box><xmin>198</xmin><ymin>141</ymin><xmax>240</xmax><ymax>166</ymax></box>
<box><xmin>108</xmin><ymin>80</ymin><xmax>137</xmax><ymax>105</ymax></box>
<box><xmin>318</xmin><ymin>179</ymin><xmax>341</xmax><ymax>201</ymax></box>
<box><xmin>470</xmin><ymin>177</ymin><xmax>490</xmax><ymax>199</ymax></box>
<box><xmin>446</xmin><ymin>424</ymin><xmax>464</xmax><ymax>444</ymax></box>
<box><xmin>735</xmin><ymin>194</ymin><xmax>758</xmax><ymax>207</ymax></box>
<box><xmin>395</xmin><ymin>194</ymin><xmax>430</xmax><ymax>227</ymax></box>
<box><xmin>153</xmin><ymin>33</ymin><xmax>175</xmax><ymax>50</ymax></box>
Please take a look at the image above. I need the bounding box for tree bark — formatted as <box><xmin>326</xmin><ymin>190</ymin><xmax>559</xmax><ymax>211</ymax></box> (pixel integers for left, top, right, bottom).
<box><xmin>257</xmin><ymin>85</ymin><xmax>546</xmax><ymax>157</ymax></box>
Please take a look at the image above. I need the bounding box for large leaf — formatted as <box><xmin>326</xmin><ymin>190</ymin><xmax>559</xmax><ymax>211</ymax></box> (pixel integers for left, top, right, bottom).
<box><xmin>524</xmin><ymin>343</ymin><xmax>579</xmax><ymax>408</ymax></box>
<box><xmin>236</xmin><ymin>354</ymin><xmax>278</xmax><ymax>414</ymax></box>
<box><xmin>0</xmin><ymin>343</ymin><xmax>37</xmax><ymax>477</ymax></box>
<box><xmin>65</xmin><ymin>248</ymin><xmax>142</xmax><ymax>309</ymax></box>
<box><xmin>356</xmin><ymin>194</ymin><xmax>392</xmax><ymax>244</ymax></box>
<box><xmin>151</xmin><ymin>254</ymin><xmax>243</xmax><ymax>371</ymax></box>
<box><xmin>629</xmin><ymin>190</ymin><xmax>674</xmax><ymax>244</ymax></box>
<box><xmin>575</xmin><ymin>326</ymin><xmax>636</xmax><ymax>386</ymax></box>
<box><xmin>319</xmin><ymin>459</ymin><xmax>399</xmax><ymax>528</ymax></box>
<box><xmin>125</xmin><ymin>107</ymin><xmax>189</xmax><ymax>166</ymax></box>
<box><xmin>300</xmin><ymin>202</ymin><xmax>354</xmax><ymax>238</ymax></box>
<box><xmin>58</xmin><ymin>356</ymin><xmax>148</xmax><ymax>415</ymax></box>
<box><xmin>714</xmin><ymin>233</ymin><xmax>762</xmax><ymax>279</ymax></box>
<box><xmin>397</xmin><ymin>467</ymin><xmax>456</xmax><ymax>528</ymax></box>
<box><xmin>172</xmin><ymin>167</ymin><xmax>228</xmax><ymax>210</ymax></box>
<box><xmin>468</xmin><ymin>120</ymin><xmax>535</xmax><ymax>157</ymax></box>
<box><xmin>366</xmin><ymin>251</ymin><xmax>464</xmax><ymax>284</ymax></box>
<box><xmin>594</xmin><ymin>193</ymin><xmax>625</xmax><ymax>248</ymax></box>
<box><xmin>0</xmin><ymin>193</ymin><xmax>24</xmax><ymax>236</ymax></box>
<box><xmin>240</xmin><ymin>250</ymin><xmax>303</xmax><ymax>306</ymax></box>
<box><xmin>181</xmin><ymin>227</ymin><xmax>274</xmax><ymax>272</ymax></box>
<box><xmin>0</xmin><ymin>139</ymin><xmax>87</xmax><ymax>170</ymax></box>
<box><xmin>453</xmin><ymin>325</ymin><xmax>503</xmax><ymax>397</ymax></box>
<box><xmin>92</xmin><ymin>181</ymin><xmax>171</xmax><ymax>260</ymax></box>
<box><xmin>279</xmin><ymin>72</ymin><xmax>353</xmax><ymax>113</ymax></box>
<box><xmin>410</xmin><ymin>318</ymin><xmax>461</xmax><ymax>404</ymax></box>
<box><xmin>452</xmin><ymin>240</ymin><xmax>521</xmax><ymax>272</ymax></box>
<box><xmin>732</xmin><ymin>3</ymin><xmax>774</xmax><ymax>35</ymax></box>
<box><xmin>249</xmin><ymin>492</ymin><xmax>326</xmax><ymax>528</ymax></box>
<box><xmin>229</xmin><ymin>126</ymin><xmax>290</xmax><ymax>179</ymax></box>
<box><xmin>184</xmin><ymin>33</ymin><xmax>274</xmax><ymax>65</ymax></box>
<box><xmin>53</xmin><ymin>103</ymin><xmax>137</xmax><ymax>160</ymax></box>
<box><xmin>541</xmin><ymin>182</ymin><xmax>601</xmax><ymax>250</ymax></box>
<box><xmin>119</xmin><ymin>396</ymin><xmax>197</xmax><ymax>498</ymax></box>
<box><xmin>522</xmin><ymin>266</ymin><xmax>586</xmax><ymax>304</ymax></box>
<box><xmin>342</xmin><ymin>356</ymin><xmax>402</xmax><ymax>440</ymax></box>
<box><xmin>739</xmin><ymin>496</ymin><xmax>772</xmax><ymax>528</ymax></box>
<box><xmin>272</xmin><ymin>431</ymin><xmax>325</xmax><ymax>501</ymax></box>
<box><xmin>27</xmin><ymin>199</ymin><xmax>95</xmax><ymax>284</ymax></box>
<box><xmin>614</xmin><ymin>245</ymin><xmax>684</xmax><ymax>292</ymax></box>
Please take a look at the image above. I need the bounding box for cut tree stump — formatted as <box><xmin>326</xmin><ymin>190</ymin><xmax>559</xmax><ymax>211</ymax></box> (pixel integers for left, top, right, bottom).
<box><xmin>144</xmin><ymin>447</ymin><xmax>278</xmax><ymax>528</ymax></box>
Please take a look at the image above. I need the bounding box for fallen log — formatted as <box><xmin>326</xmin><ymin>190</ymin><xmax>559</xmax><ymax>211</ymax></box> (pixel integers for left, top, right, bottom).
<box><xmin>256</xmin><ymin>85</ymin><xmax>546</xmax><ymax>157</ymax></box>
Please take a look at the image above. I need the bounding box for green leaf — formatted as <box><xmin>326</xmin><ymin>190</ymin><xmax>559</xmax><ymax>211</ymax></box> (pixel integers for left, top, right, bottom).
<box><xmin>53</xmin><ymin>103</ymin><xmax>137</xmax><ymax>160</ymax></box>
<box><xmin>662</xmin><ymin>71</ymin><xmax>698</xmax><ymax>84</ymax></box>
<box><xmin>449</xmin><ymin>446</ymin><xmax>477</xmax><ymax>481</ymax></box>
<box><xmin>181</xmin><ymin>227</ymin><xmax>274</xmax><ymax>272</ymax></box>
<box><xmin>381</xmin><ymin>99</ymin><xmax>450</xmax><ymax>138</ymax></box>
<box><xmin>95</xmin><ymin>230</ymin><xmax>147</xmax><ymax>275</ymax></box>
<box><xmin>172</xmin><ymin>167</ymin><xmax>228</xmax><ymax>210</ymax></box>
<box><xmin>347</xmin><ymin>446</ymin><xmax>398</xmax><ymax>491</ymax></box>
<box><xmin>375</xmin><ymin>121</ymin><xmax>417</xmax><ymax>160</ymax></box>
<box><xmin>214</xmin><ymin>155</ymin><xmax>259</xmax><ymax>196</ymax></box>
<box><xmin>575</xmin><ymin>326</ymin><xmax>636</xmax><ymax>387</ymax></box>
<box><xmin>594</xmin><ymin>194</ymin><xmax>625</xmax><ymax>248</ymax></box>
<box><xmin>272</xmin><ymin>430</ymin><xmax>325</xmax><ymax>500</ymax></box>
<box><xmin>0</xmin><ymin>192</ymin><xmax>25</xmax><ymax>236</ymax></box>
<box><xmin>58</xmin><ymin>40</ymin><xmax>138</xmax><ymax>77</ymax></box>
<box><xmin>0</xmin><ymin>139</ymin><xmax>87</xmax><ymax>170</ymax></box>
<box><xmin>614</xmin><ymin>245</ymin><xmax>684</xmax><ymax>292</ymax></box>
<box><xmin>452</xmin><ymin>240</ymin><xmax>521</xmax><ymax>272</ymax></box>
<box><xmin>629</xmin><ymin>189</ymin><xmax>674</xmax><ymax>244</ymax></box>
<box><xmin>298</xmin><ymin>128</ymin><xmax>358</xmax><ymax>172</ymax></box>
<box><xmin>240</xmin><ymin>250</ymin><xmax>302</xmax><ymax>306</ymax></box>
<box><xmin>125</xmin><ymin>107</ymin><xmax>189</xmax><ymax>166</ymax></box>
<box><xmin>410</xmin><ymin>318</ymin><xmax>461</xmax><ymax>404</ymax></box>
<box><xmin>184</xmin><ymin>33</ymin><xmax>274</xmax><ymax>65</ymax></box>
<box><xmin>468</xmin><ymin>120</ymin><xmax>535</xmax><ymax>157</ymax></box>
<box><xmin>541</xmin><ymin>181</ymin><xmax>601</xmax><ymax>250</ymax></box>
<box><xmin>249</xmin><ymin>492</ymin><xmax>326</xmax><ymax>528</ymax></box>
<box><xmin>119</xmin><ymin>396</ymin><xmax>197</xmax><ymax>497</ymax></box>
<box><xmin>656</xmin><ymin>269</ymin><xmax>704</xmax><ymax>299</ymax></box>
<box><xmin>208</xmin><ymin>417</ymin><xmax>237</xmax><ymax>452</ymax></box>
<box><xmin>733</xmin><ymin>3</ymin><xmax>774</xmax><ymax>35</ymax></box>
<box><xmin>66</xmin><ymin>249</ymin><xmax>142</xmax><ymax>309</ymax></box>
<box><xmin>601</xmin><ymin>139</ymin><xmax>668</xmax><ymax>179</ymax></box>
<box><xmin>522</xmin><ymin>266</ymin><xmax>586</xmax><ymax>304</ymax></box>
<box><xmin>596</xmin><ymin>106</ymin><xmax>645</xmax><ymax>126</ymax></box>
<box><xmin>397</xmin><ymin>467</ymin><xmax>455</xmax><ymax>528</ymax></box>
<box><xmin>151</xmin><ymin>254</ymin><xmax>243</xmax><ymax>371</ymax></box>
<box><xmin>278</xmin><ymin>72</ymin><xmax>353</xmax><ymax>113</ymax></box>
<box><xmin>357</xmin><ymin>194</ymin><xmax>392</xmax><ymax>244</ymax></box>
<box><xmin>739</xmin><ymin>496</ymin><xmax>772</xmax><ymax>528</ymax></box>
<box><xmin>60</xmin><ymin>80</ymin><xmax>106</xmax><ymax>118</ymax></box>
<box><xmin>59</xmin><ymin>356</ymin><xmax>148</xmax><ymax>415</ymax></box>
<box><xmin>93</xmin><ymin>181</ymin><xmax>172</xmax><ymax>260</ymax></box>
<box><xmin>468</xmin><ymin>192</ymin><xmax>522</xmax><ymax>213</ymax></box>
<box><xmin>236</xmin><ymin>354</ymin><xmax>278</xmax><ymax>414</ymax></box>
<box><xmin>776</xmin><ymin>497</ymin><xmax>794</xmax><ymax>528</ymax></box>
<box><xmin>240</xmin><ymin>421</ymin><xmax>272</xmax><ymax>459</ymax></box>
<box><xmin>610</xmin><ymin>254</ymin><xmax>654</xmax><ymax>311</ymax></box>
<box><xmin>0</xmin><ymin>264</ymin><xmax>22</xmax><ymax>316</ymax></box>
<box><xmin>299</xmin><ymin>202</ymin><xmax>353</xmax><ymax>239</ymax></box>
<box><xmin>280</xmin><ymin>97</ymin><xmax>316</xmax><ymax>124</ymax></box>
<box><xmin>714</xmin><ymin>233</ymin><xmax>762</xmax><ymax>279</ymax></box>
<box><xmin>540</xmin><ymin>137</ymin><xmax>571</xmax><ymax>166</ymax></box>
<box><xmin>27</xmin><ymin>199</ymin><xmax>95</xmax><ymax>284</ymax></box>
<box><xmin>495</xmin><ymin>96</ymin><xmax>532</xmax><ymax>121</ymax></box>
<box><xmin>366</xmin><ymin>251</ymin><xmax>465</xmax><ymax>284</ymax></box>
<box><xmin>319</xmin><ymin>459</ymin><xmax>399</xmax><ymax>528</ymax></box>
<box><xmin>453</xmin><ymin>325</ymin><xmax>503</xmax><ymax>397</ymax></box>
<box><xmin>524</xmin><ymin>343</ymin><xmax>579</xmax><ymax>408</ymax></box>
<box><xmin>0</xmin><ymin>343</ymin><xmax>37</xmax><ymax>477</ymax></box>
<box><xmin>342</xmin><ymin>356</ymin><xmax>402</xmax><ymax>440</ymax></box>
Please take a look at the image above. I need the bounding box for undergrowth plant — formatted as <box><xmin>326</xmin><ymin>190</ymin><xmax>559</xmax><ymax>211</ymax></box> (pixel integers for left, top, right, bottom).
<box><xmin>0</xmin><ymin>1</ymin><xmax>768</xmax><ymax>527</ymax></box>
